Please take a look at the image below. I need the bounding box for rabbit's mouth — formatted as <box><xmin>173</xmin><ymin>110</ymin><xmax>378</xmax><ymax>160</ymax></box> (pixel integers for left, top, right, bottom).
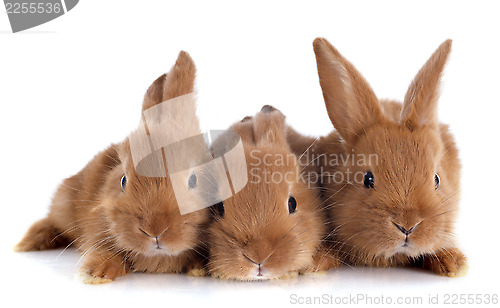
<box><xmin>242</xmin><ymin>254</ymin><xmax>273</xmax><ymax>280</ymax></box>
<box><xmin>244</xmin><ymin>267</ymin><xmax>283</xmax><ymax>281</ymax></box>
<box><xmin>133</xmin><ymin>240</ymin><xmax>185</xmax><ymax>257</ymax></box>
<box><xmin>146</xmin><ymin>245</ymin><xmax>183</xmax><ymax>256</ymax></box>
<box><xmin>385</xmin><ymin>241</ymin><xmax>421</xmax><ymax>258</ymax></box>
<box><xmin>399</xmin><ymin>241</ymin><xmax>415</xmax><ymax>251</ymax></box>
<box><xmin>247</xmin><ymin>272</ymin><xmax>269</xmax><ymax>281</ymax></box>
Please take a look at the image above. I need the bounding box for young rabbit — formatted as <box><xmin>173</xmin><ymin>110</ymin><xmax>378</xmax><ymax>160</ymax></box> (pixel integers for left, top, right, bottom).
<box><xmin>207</xmin><ymin>106</ymin><xmax>338</xmax><ymax>281</ymax></box>
<box><xmin>288</xmin><ymin>38</ymin><xmax>467</xmax><ymax>277</ymax></box>
<box><xmin>15</xmin><ymin>51</ymin><xmax>212</xmax><ymax>283</ymax></box>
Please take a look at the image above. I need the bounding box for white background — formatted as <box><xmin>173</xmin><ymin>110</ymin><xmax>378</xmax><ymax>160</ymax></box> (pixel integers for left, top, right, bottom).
<box><xmin>1</xmin><ymin>1</ymin><xmax>499</xmax><ymax>307</ymax></box>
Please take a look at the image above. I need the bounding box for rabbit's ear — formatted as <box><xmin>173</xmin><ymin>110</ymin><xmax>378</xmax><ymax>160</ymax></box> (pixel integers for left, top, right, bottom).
<box><xmin>228</xmin><ymin>117</ymin><xmax>256</xmax><ymax>145</ymax></box>
<box><xmin>163</xmin><ymin>51</ymin><xmax>196</xmax><ymax>101</ymax></box>
<box><xmin>400</xmin><ymin>40</ymin><xmax>452</xmax><ymax>130</ymax></box>
<box><xmin>252</xmin><ymin>105</ymin><xmax>287</xmax><ymax>147</ymax></box>
<box><xmin>142</xmin><ymin>74</ymin><xmax>167</xmax><ymax>111</ymax></box>
<box><xmin>142</xmin><ymin>51</ymin><xmax>196</xmax><ymax>111</ymax></box>
<box><xmin>313</xmin><ymin>38</ymin><xmax>382</xmax><ymax>145</ymax></box>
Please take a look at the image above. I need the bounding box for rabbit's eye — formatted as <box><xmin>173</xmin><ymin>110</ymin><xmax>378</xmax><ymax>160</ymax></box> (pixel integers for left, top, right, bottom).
<box><xmin>363</xmin><ymin>171</ymin><xmax>374</xmax><ymax>189</ymax></box>
<box><xmin>434</xmin><ymin>173</ymin><xmax>440</xmax><ymax>190</ymax></box>
<box><xmin>120</xmin><ymin>175</ymin><xmax>127</xmax><ymax>190</ymax></box>
<box><xmin>288</xmin><ymin>196</ymin><xmax>297</xmax><ymax>214</ymax></box>
<box><xmin>213</xmin><ymin>201</ymin><xmax>224</xmax><ymax>217</ymax></box>
<box><xmin>188</xmin><ymin>173</ymin><xmax>197</xmax><ymax>189</ymax></box>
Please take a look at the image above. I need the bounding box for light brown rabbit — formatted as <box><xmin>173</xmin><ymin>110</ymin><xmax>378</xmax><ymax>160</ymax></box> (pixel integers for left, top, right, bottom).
<box><xmin>207</xmin><ymin>106</ymin><xmax>339</xmax><ymax>281</ymax></box>
<box><xmin>15</xmin><ymin>51</ymin><xmax>212</xmax><ymax>283</ymax></box>
<box><xmin>288</xmin><ymin>38</ymin><xmax>467</xmax><ymax>277</ymax></box>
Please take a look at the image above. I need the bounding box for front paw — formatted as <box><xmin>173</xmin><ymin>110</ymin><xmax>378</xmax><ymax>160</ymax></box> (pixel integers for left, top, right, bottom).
<box><xmin>185</xmin><ymin>254</ymin><xmax>208</xmax><ymax>277</ymax></box>
<box><xmin>422</xmin><ymin>248</ymin><xmax>468</xmax><ymax>277</ymax></box>
<box><xmin>304</xmin><ymin>247</ymin><xmax>342</xmax><ymax>273</ymax></box>
<box><xmin>274</xmin><ymin>270</ymin><xmax>299</xmax><ymax>280</ymax></box>
<box><xmin>187</xmin><ymin>268</ymin><xmax>207</xmax><ymax>277</ymax></box>
<box><xmin>79</xmin><ymin>255</ymin><xmax>127</xmax><ymax>284</ymax></box>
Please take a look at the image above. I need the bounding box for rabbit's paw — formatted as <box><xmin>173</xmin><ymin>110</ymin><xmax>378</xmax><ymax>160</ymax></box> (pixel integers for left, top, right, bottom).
<box><xmin>423</xmin><ymin>248</ymin><xmax>468</xmax><ymax>277</ymax></box>
<box><xmin>302</xmin><ymin>247</ymin><xmax>342</xmax><ymax>274</ymax></box>
<box><xmin>79</xmin><ymin>255</ymin><xmax>127</xmax><ymax>284</ymax></box>
<box><xmin>187</xmin><ymin>268</ymin><xmax>207</xmax><ymax>277</ymax></box>
<box><xmin>274</xmin><ymin>270</ymin><xmax>299</xmax><ymax>280</ymax></box>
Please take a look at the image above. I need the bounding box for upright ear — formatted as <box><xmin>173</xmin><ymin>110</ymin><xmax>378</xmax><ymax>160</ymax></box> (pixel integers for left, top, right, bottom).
<box><xmin>400</xmin><ymin>40</ymin><xmax>452</xmax><ymax>130</ymax></box>
<box><xmin>142</xmin><ymin>74</ymin><xmax>167</xmax><ymax>111</ymax></box>
<box><xmin>252</xmin><ymin>105</ymin><xmax>288</xmax><ymax>147</ymax></box>
<box><xmin>142</xmin><ymin>51</ymin><xmax>196</xmax><ymax>111</ymax></box>
<box><xmin>227</xmin><ymin>106</ymin><xmax>287</xmax><ymax>147</ymax></box>
<box><xmin>227</xmin><ymin>117</ymin><xmax>255</xmax><ymax>145</ymax></box>
<box><xmin>313</xmin><ymin>38</ymin><xmax>382</xmax><ymax>144</ymax></box>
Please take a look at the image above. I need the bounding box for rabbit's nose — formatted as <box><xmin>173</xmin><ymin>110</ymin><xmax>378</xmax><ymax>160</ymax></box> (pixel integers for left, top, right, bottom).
<box><xmin>393</xmin><ymin>222</ymin><xmax>418</xmax><ymax>236</ymax></box>
<box><xmin>243</xmin><ymin>254</ymin><xmax>269</xmax><ymax>277</ymax></box>
<box><xmin>138</xmin><ymin>226</ymin><xmax>169</xmax><ymax>239</ymax></box>
<box><xmin>243</xmin><ymin>253</ymin><xmax>271</xmax><ymax>266</ymax></box>
<box><xmin>243</xmin><ymin>254</ymin><xmax>259</xmax><ymax>265</ymax></box>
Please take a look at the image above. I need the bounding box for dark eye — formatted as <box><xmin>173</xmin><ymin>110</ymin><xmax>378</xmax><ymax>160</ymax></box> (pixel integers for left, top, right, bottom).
<box><xmin>188</xmin><ymin>173</ymin><xmax>197</xmax><ymax>189</ymax></box>
<box><xmin>120</xmin><ymin>175</ymin><xmax>127</xmax><ymax>190</ymax></box>
<box><xmin>434</xmin><ymin>173</ymin><xmax>440</xmax><ymax>190</ymax></box>
<box><xmin>213</xmin><ymin>201</ymin><xmax>224</xmax><ymax>217</ymax></box>
<box><xmin>364</xmin><ymin>171</ymin><xmax>374</xmax><ymax>189</ymax></box>
<box><xmin>288</xmin><ymin>196</ymin><xmax>297</xmax><ymax>214</ymax></box>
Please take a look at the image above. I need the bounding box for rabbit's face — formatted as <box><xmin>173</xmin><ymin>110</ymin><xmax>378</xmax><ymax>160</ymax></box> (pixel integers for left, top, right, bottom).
<box><xmin>311</xmin><ymin>38</ymin><xmax>461</xmax><ymax>263</ymax></box>
<box><xmin>208</xmin><ymin>145</ymin><xmax>324</xmax><ymax>280</ymax></box>
<box><xmin>100</xmin><ymin>145</ymin><xmax>210</xmax><ymax>258</ymax></box>
<box><xmin>331</xmin><ymin>124</ymin><xmax>460</xmax><ymax>260</ymax></box>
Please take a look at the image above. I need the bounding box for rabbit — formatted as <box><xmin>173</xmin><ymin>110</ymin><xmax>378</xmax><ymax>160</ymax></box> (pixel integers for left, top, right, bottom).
<box><xmin>207</xmin><ymin>105</ymin><xmax>339</xmax><ymax>281</ymax></box>
<box><xmin>15</xmin><ymin>51</ymin><xmax>213</xmax><ymax>283</ymax></box>
<box><xmin>287</xmin><ymin>38</ymin><xmax>467</xmax><ymax>277</ymax></box>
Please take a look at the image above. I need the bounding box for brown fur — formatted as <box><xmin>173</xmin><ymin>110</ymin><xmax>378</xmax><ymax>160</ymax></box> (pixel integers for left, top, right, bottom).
<box><xmin>288</xmin><ymin>38</ymin><xmax>466</xmax><ymax>277</ymax></box>
<box><xmin>207</xmin><ymin>107</ymin><xmax>337</xmax><ymax>281</ymax></box>
<box><xmin>15</xmin><ymin>51</ymin><xmax>211</xmax><ymax>282</ymax></box>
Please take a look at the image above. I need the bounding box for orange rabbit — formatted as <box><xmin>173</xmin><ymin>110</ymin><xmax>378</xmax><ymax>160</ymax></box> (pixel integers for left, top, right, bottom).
<box><xmin>15</xmin><ymin>51</ymin><xmax>211</xmax><ymax>283</ymax></box>
<box><xmin>288</xmin><ymin>38</ymin><xmax>467</xmax><ymax>277</ymax></box>
<box><xmin>207</xmin><ymin>106</ymin><xmax>338</xmax><ymax>281</ymax></box>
